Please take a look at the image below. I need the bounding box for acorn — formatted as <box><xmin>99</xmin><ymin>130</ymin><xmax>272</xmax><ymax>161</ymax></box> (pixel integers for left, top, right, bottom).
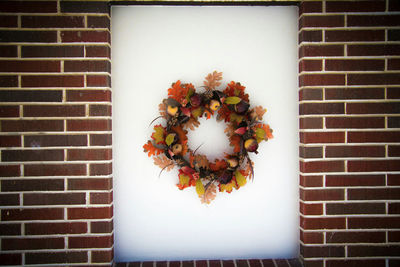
<box><xmin>244</xmin><ymin>138</ymin><xmax>258</xmax><ymax>152</ymax></box>
<box><xmin>190</xmin><ymin>93</ymin><xmax>202</xmax><ymax>107</ymax></box>
<box><xmin>172</xmin><ymin>143</ymin><xmax>182</xmax><ymax>155</ymax></box>
<box><xmin>234</xmin><ymin>100</ymin><xmax>250</xmax><ymax>114</ymax></box>
<box><xmin>167</xmin><ymin>105</ymin><xmax>179</xmax><ymax>116</ymax></box>
<box><xmin>227</xmin><ymin>157</ymin><xmax>239</xmax><ymax>168</ymax></box>
<box><xmin>210</xmin><ymin>99</ymin><xmax>220</xmax><ymax>111</ymax></box>
<box><xmin>219</xmin><ymin>169</ymin><xmax>233</xmax><ymax>184</ymax></box>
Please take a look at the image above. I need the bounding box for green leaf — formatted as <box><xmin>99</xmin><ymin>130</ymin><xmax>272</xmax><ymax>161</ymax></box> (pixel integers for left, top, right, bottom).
<box><xmin>224</xmin><ymin>96</ymin><xmax>241</xmax><ymax>105</ymax></box>
<box><xmin>195</xmin><ymin>179</ymin><xmax>205</xmax><ymax>196</ymax></box>
<box><xmin>255</xmin><ymin>128</ymin><xmax>266</xmax><ymax>143</ymax></box>
<box><xmin>230</xmin><ymin>113</ymin><xmax>243</xmax><ymax>123</ymax></box>
<box><xmin>235</xmin><ymin>170</ymin><xmax>247</xmax><ymax>187</ymax></box>
<box><xmin>191</xmin><ymin>107</ymin><xmax>203</xmax><ymax>118</ymax></box>
<box><xmin>151</xmin><ymin>125</ymin><xmax>165</xmax><ymax>144</ymax></box>
<box><xmin>165</xmin><ymin>133</ymin><xmax>175</xmax><ymax>146</ymax></box>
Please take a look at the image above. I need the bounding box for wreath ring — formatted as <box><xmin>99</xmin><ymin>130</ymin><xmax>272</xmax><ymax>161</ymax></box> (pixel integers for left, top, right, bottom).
<box><xmin>143</xmin><ymin>71</ymin><xmax>273</xmax><ymax>204</ymax></box>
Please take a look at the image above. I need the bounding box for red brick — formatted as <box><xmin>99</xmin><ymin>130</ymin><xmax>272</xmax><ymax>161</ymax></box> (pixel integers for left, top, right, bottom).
<box><xmin>68</xmin><ymin>207</ymin><xmax>112</xmax><ymax>220</ymax></box>
<box><xmin>61</xmin><ymin>30</ymin><xmax>110</xmax><ymax>43</ymax></box>
<box><xmin>68</xmin><ymin>148</ymin><xmax>111</xmax><ymax>161</ymax></box>
<box><xmin>91</xmin><ymin>221</ymin><xmax>113</xmax><ymax>233</ymax></box>
<box><xmin>300</xmin><ymin>231</ymin><xmax>323</xmax><ymax>244</ymax></box>
<box><xmin>349</xmin><ymin>217</ymin><xmax>400</xmax><ymax>229</ymax></box>
<box><xmin>326</xmin><ymin>145</ymin><xmax>385</xmax><ymax>158</ymax></box>
<box><xmin>24</xmin><ymin>134</ymin><xmax>87</xmax><ymax>147</ymax></box>
<box><xmin>326</xmin><ymin>1</ymin><xmax>385</xmax><ymax>12</ymax></box>
<box><xmin>299</xmin><ymin>88</ymin><xmax>322</xmax><ymax>100</ymax></box>
<box><xmin>348</xmin><ymin>102</ymin><xmax>400</xmax><ymax>114</ymax></box>
<box><xmin>0</xmin><ymin>15</ymin><xmax>18</xmax><ymax>27</ymax></box>
<box><xmin>24</xmin><ymin>164</ymin><xmax>86</xmax><ymax>176</ymax></box>
<box><xmin>388</xmin><ymin>117</ymin><xmax>400</xmax><ymax>128</ymax></box>
<box><xmin>2</xmin><ymin>208</ymin><xmax>63</xmax><ymax>221</ymax></box>
<box><xmin>87</xmin><ymin>75</ymin><xmax>111</xmax><ymax>87</ymax></box>
<box><xmin>0</xmin><ymin>253</ymin><xmax>22</xmax><ymax>265</ymax></box>
<box><xmin>0</xmin><ymin>223</ymin><xmax>21</xmax><ymax>236</ymax></box>
<box><xmin>389</xmin><ymin>203</ymin><xmax>400</xmax><ymax>214</ymax></box>
<box><xmin>196</xmin><ymin>261</ymin><xmax>208</xmax><ymax>267</ymax></box>
<box><xmin>326</xmin><ymin>203</ymin><xmax>385</xmax><ymax>215</ymax></box>
<box><xmin>327</xmin><ymin>260</ymin><xmax>385</xmax><ymax>267</ymax></box>
<box><xmin>209</xmin><ymin>260</ymin><xmax>221</xmax><ymax>267</ymax></box>
<box><xmin>299</xmin><ymin>1</ymin><xmax>322</xmax><ymax>14</ymax></box>
<box><xmin>300</xmin><ymin>175</ymin><xmax>323</xmax><ymax>187</ymax></box>
<box><xmin>90</xmin><ymin>163</ymin><xmax>112</xmax><ymax>175</ymax></box>
<box><xmin>90</xmin><ymin>134</ymin><xmax>112</xmax><ymax>146</ymax></box>
<box><xmin>68</xmin><ymin>178</ymin><xmax>112</xmax><ymax>190</ymax></box>
<box><xmin>1</xmin><ymin>178</ymin><xmax>64</xmax><ymax>192</ymax></box>
<box><xmin>1</xmin><ymin>120</ymin><xmax>63</xmax><ymax>132</ymax></box>
<box><xmin>300</xmin><ymin>203</ymin><xmax>323</xmax><ymax>215</ymax></box>
<box><xmin>348</xmin><ymin>14</ymin><xmax>400</xmax><ymax>27</ymax></box>
<box><xmin>0</xmin><ymin>30</ymin><xmax>57</xmax><ymax>42</ymax></box>
<box><xmin>0</xmin><ymin>46</ymin><xmax>17</xmax><ymax>57</ymax></box>
<box><xmin>22</xmin><ymin>75</ymin><xmax>84</xmax><ymax>87</ymax></box>
<box><xmin>301</xmin><ymin>161</ymin><xmax>344</xmax><ymax>173</ymax></box>
<box><xmin>89</xmin><ymin>104</ymin><xmax>111</xmax><ymax>116</ymax></box>
<box><xmin>325</xmin><ymin>88</ymin><xmax>384</xmax><ymax>100</ymax></box>
<box><xmin>22</xmin><ymin>16</ymin><xmax>84</xmax><ymax>28</ymax></box>
<box><xmin>348</xmin><ymin>131</ymin><xmax>400</xmax><ymax>143</ymax></box>
<box><xmin>23</xmin><ymin>105</ymin><xmax>85</xmax><ymax>117</ymax></box>
<box><xmin>64</xmin><ymin>60</ymin><xmax>110</xmax><ymax>73</ymax></box>
<box><xmin>299</xmin><ymin>30</ymin><xmax>322</xmax><ymax>43</ymax></box>
<box><xmin>25</xmin><ymin>222</ymin><xmax>87</xmax><ymax>235</ymax></box>
<box><xmin>349</xmin><ymin>188</ymin><xmax>400</xmax><ymax>200</ymax></box>
<box><xmin>326</xmin><ymin>231</ymin><xmax>385</xmax><ymax>244</ymax></box>
<box><xmin>300</xmin><ymin>189</ymin><xmax>344</xmax><ymax>201</ymax></box>
<box><xmin>92</xmin><ymin>250</ymin><xmax>113</xmax><ymax>263</ymax></box>
<box><xmin>388</xmin><ymin>174</ymin><xmax>400</xmax><ymax>185</ymax></box>
<box><xmin>325</xmin><ymin>59</ymin><xmax>384</xmax><ymax>71</ymax></box>
<box><xmin>0</xmin><ymin>75</ymin><xmax>18</xmax><ymax>87</ymax></box>
<box><xmin>23</xmin><ymin>192</ymin><xmax>86</xmax><ymax>205</ymax></box>
<box><xmin>301</xmin><ymin>245</ymin><xmax>345</xmax><ymax>258</ymax></box>
<box><xmin>389</xmin><ymin>146</ymin><xmax>400</xmax><ymax>157</ymax></box>
<box><xmin>2</xmin><ymin>237</ymin><xmax>64</xmax><ymax>250</ymax></box>
<box><xmin>300</xmin><ymin>118</ymin><xmax>323</xmax><ymax>129</ymax></box>
<box><xmin>0</xmin><ymin>194</ymin><xmax>19</xmax><ymax>206</ymax></box>
<box><xmin>300</xmin><ymin>15</ymin><xmax>344</xmax><ymax>28</ymax></box>
<box><xmin>348</xmin><ymin>73</ymin><xmax>400</xmax><ymax>85</ymax></box>
<box><xmin>300</xmin><ymin>103</ymin><xmax>344</xmax><ymax>115</ymax></box>
<box><xmin>0</xmin><ymin>165</ymin><xmax>20</xmax><ymax>177</ymax></box>
<box><xmin>389</xmin><ymin>29</ymin><xmax>400</xmax><ymax>41</ymax></box>
<box><xmin>2</xmin><ymin>149</ymin><xmax>64</xmax><ymax>162</ymax></box>
<box><xmin>0</xmin><ymin>90</ymin><xmax>62</xmax><ymax>102</ymax></box>
<box><xmin>22</xmin><ymin>45</ymin><xmax>84</xmax><ymax>58</ymax></box>
<box><xmin>90</xmin><ymin>192</ymin><xmax>112</xmax><ymax>204</ymax></box>
<box><xmin>300</xmin><ymin>74</ymin><xmax>345</xmax><ymax>86</ymax></box>
<box><xmin>300</xmin><ymin>146</ymin><xmax>323</xmax><ymax>158</ymax></box>
<box><xmin>349</xmin><ymin>160</ymin><xmax>400</xmax><ymax>172</ymax></box>
<box><xmin>25</xmin><ymin>251</ymin><xmax>87</xmax><ymax>264</ymax></box>
<box><xmin>67</xmin><ymin>119</ymin><xmax>111</xmax><ymax>131</ymax></box>
<box><xmin>86</xmin><ymin>46</ymin><xmax>110</xmax><ymax>58</ymax></box>
<box><xmin>60</xmin><ymin>1</ymin><xmax>110</xmax><ymax>13</ymax></box>
<box><xmin>66</xmin><ymin>89</ymin><xmax>111</xmax><ymax>102</ymax></box>
<box><xmin>222</xmin><ymin>260</ymin><xmax>234</xmax><ymax>267</ymax></box>
<box><xmin>299</xmin><ymin>45</ymin><xmax>344</xmax><ymax>58</ymax></box>
<box><xmin>236</xmin><ymin>260</ymin><xmax>249</xmax><ymax>267</ymax></box>
<box><xmin>348</xmin><ymin>245</ymin><xmax>400</xmax><ymax>257</ymax></box>
<box><xmin>388</xmin><ymin>59</ymin><xmax>400</xmax><ymax>70</ymax></box>
<box><xmin>301</xmin><ymin>216</ymin><xmax>346</xmax><ymax>230</ymax></box>
<box><xmin>0</xmin><ymin>1</ymin><xmax>57</xmax><ymax>12</ymax></box>
<box><xmin>388</xmin><ymin>88</ymin><xmax>400</xmax><ymax>99</ymax></box>
<box><xmin>326</xmin><ymin>117</ymin><xmax>384</xmax><ymax>129</ymax></box>
<box><xmin>389</xmin><ymin>231</ymin><xmax>400</xmax><ymax>242</ymax></box>
<box><xmin>0</xmin><ymin>105</ymin><xmax>19</xmax><ymax>117</ymax></box>
<box><xmin>325</xmin><ymin>30</ymin><xmax>384</xmax><ymax>42</ymax></box>
<box><xmin>326</xmin><ymin>174</ymin><xmax>385</xmax><ymax>187</ymax></box>
<box><xmin>390</xmin><ymin>0</ymin><xmax>400</xmax><ymax>11</ymax></box>
<box><xmin>299</xmin><ymin>60</ymin><xmax>322</xmax><ymax>72</ymax></box>
<box><xmin>348</xmin><ymin>44</ymin><xmax>400</xmax><ymax>56</ymax></box>
<box><xmin>69</xmin><ymin>235</ymin><xmax>112</xmax><ymax>248</ymax></box>
<box><xmin>88</xmin><ymin>16</ymin><xmax>110</xmax><ymax>29</ymax></box>
<box><xmin>303</xmin><ymin>260</ymin><xmax>323</xmax><ymax>267</ymax></box>
<box><xmin>300</xmin><ymin>132</ymin><xmax>345</xmax><ymax>144</ymax></box>
<box><xmin>248</xmin><ymin>260</ymin><xmax>262</xmax><ymax>267</ymax></box>
<box><xmin>0</xmin><ymin>135</ymin><xmax>21</xmax><ymax>147</ymax></box>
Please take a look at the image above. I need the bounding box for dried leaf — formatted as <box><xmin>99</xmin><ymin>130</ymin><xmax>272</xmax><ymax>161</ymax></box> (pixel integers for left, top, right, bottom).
<box><xmin>254</xmin><ymin>106</ymin><xmax>266</xmax><ymax>120</ymax></box>
<box><xmin>159</xmin><ymin>102</ymin><xmax>167</xmax><ymax>117</ymax></box>
<box><xmin>243</xmin><ymin>159</ymin><xmax>254</xmax><ymax>178</ymax></box>
<box><xmin>143</xmin><ymin>141</ymin><xmax>163</xmax><ymax>157</ymax></box>
<box><xmin>183</xmin><ymin>117</ymin><xmax>200</xmax><ymax>131</ymax></box>
<box><xmin>229</xmin><ymin>135</ymin><xmax>241</xmax><ymax>153</ymax></box>
<box><xmin>196</xmin><ymin>179</ymin><xmax>205</xmax><ymax>197</ymax></box>
<box><xmin>171</xmin><ymin>126</ymin><xmax>188</xmax><ymax>143</ymax></box>
<box><xmin>194</xmin><ymin>154</ymin><xmax>209</xmax><ymax>169</ymax></box>
<box><xmin>235</xmin><ymin>170</ymin><xmax>246</xmax><ymax>187</ymax></box>
<box><xmin>168</xmin><ymin>80</ymin><xmax>189</xmax><ymax>103</ymax></box>
<box><xmin>151</xmin><ymin>125</ymin><xmax>165</xmax><ymax>144</ymax></box>
<box><xmin>219</xmin><ymin>179</ymin><xmax>237</xmax><ymax>193</ymax></box>
<box><xmin>201</xmin><ymin>183</ymin><xmax>217</xmax><ymax>204</ymax></box>
<box><xmin>203</xmin><ymin>71</ymin><xmax>223</xmax><ymax>90</ymax></box>
<box><xmin>224</xmin><ymin>124</ymin><xmax>235</xmax><ymax>137</ymax></box>
<box><xmin>209</xmin><ymin>159</ymin><xmax>228</xmax><ymax>172</ymax></box>
<box><xmin>153</xmin><ymin>155</ymin><xmax>174</xmax><ymax>171</ymax></box>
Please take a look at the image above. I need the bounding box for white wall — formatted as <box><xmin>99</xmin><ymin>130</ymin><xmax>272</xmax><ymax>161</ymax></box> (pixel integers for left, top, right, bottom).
<box><xmin>112</xmin><ymin>5</ymin><xmax>299</xmax><ymax>262</ymax></box>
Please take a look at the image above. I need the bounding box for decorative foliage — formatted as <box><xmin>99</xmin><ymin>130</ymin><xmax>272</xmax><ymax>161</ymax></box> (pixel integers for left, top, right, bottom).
<box><xmin>143</xmin><ymin>71</ymin><xmax>273</xmax><ymax>204</ymax></box>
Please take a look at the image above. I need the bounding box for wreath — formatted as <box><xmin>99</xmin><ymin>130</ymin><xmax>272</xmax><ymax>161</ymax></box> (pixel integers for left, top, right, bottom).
<box><xmin>143</xmin><ymin>71</ymin><xmax>273</xmax><ymax>204</ymax></box>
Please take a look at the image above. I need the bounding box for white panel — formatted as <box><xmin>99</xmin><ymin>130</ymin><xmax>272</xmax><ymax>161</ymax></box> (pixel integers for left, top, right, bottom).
<box><xmin>112</xmin><ymin>6</ymin><xmax>299</xmax><ymax>262</ymax></box>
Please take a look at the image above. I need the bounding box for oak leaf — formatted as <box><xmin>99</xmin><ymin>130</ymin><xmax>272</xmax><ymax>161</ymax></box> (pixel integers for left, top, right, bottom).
<box><xmin>168</xmin><ymin>80</ymin><xmax>189</xmax><ymax>103</ymax></box>
<box><xmin>183</xmin><ymin>117</ymin><xmax>200</xmax><ymax>131</ymax></box>
<box><xmin>229</xmin><ymin>135</ymin><xmax>241</xmax><ymax>153</ymax></box>
<box><xmin>209</xmin><ymin>159</ymin><xmax>228</xmax><ymax>172</ymax></box>
<box><xmin>159</xmin><ymin>102</ymin><xmax>167</xmax><ymax>117</ymax></box>
<box><xmin>194</xmin><ymin>154</ymin><xmax>209</xmax><ymax>169</ymax></box>
<box><xmin>151</xmin><ymin>125</ymin><xmax>165</xmax><ymax>144</ymax></box>
<box><xmin>203</xmin><ymin>71</ymin><xmax>223</xmax><ymax>90</ymax></box>
<box><xmin>201</xmin><ymin>183</ymin><xmax>217</xmax><ymax>204</ymax></box>
<box><xmin>254</xmin><ymin>106</ymin><xmax>266</xmax><ymax>120</ymax></box>
<box><xmin>224</xmin><ymin>124</ymin><xmax>235</xmax><ymax>137</ymax></box>
<box><xmin>143</xmin><ymin>141</ymin><xmax>163</xmax><ymax>157</ymax></box>
<box><xmin>153</xmin><ymin>155</ymin><xmax>174</xmax><ymax>171</ymax></box>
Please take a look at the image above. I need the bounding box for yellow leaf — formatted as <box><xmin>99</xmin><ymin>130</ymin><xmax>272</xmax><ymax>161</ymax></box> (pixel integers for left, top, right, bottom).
<box><xmin>224</xmin><ymin>96</ymin><xmax>241</xmax><ymax>105</ymax></box>
<box><xmin>255</xmin><ymin>128</ymin><xmax>266</xmax><ymax>143</ymax></box>
<box><xmin>230</xmin><ymin>113</ymin><xmax>243</xmax><ymax>123</ymax></box>
<box><xmin>151</xmin><ymin>125</ymin><xmax>165</xmax><ymax>144</ymax></box>
<box><xmin>196</xmin><ymin>179</ymin><xmax>205</xmax><ymax>196</ymax></box>
<box><xmin>179</xmin><ymin>173</ymin><xmax>190</xmax><ymax>187</ymax></box>
<box><xmin>235</xmin><ymin>170</ymin><xmax>247</xmax><ymax>187</ymax></box>
<box><xmin>165</xmin><ymin>133</ymin><xmax>175</xmax><ymax>146</ymax></box>
<box><xmin>192</xmin><ymin>107</ymin><xmax>203</xmax><ymax>119</ymax></box>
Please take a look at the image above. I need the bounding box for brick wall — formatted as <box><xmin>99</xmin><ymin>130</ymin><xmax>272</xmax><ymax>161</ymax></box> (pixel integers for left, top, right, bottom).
<box><xmin>299</xmin><ymin>1</ymin><xmax>400</xmax><ymax>266</ymax></box>
<box><xmin>0</xmin><ymin>1</ymin><xmax>113</xmax><ymax>265</ymax></box>
<box><xmin>1</xmin><ymin>0</ymin><xmax>400</xmax><ymax>266</ymax></box>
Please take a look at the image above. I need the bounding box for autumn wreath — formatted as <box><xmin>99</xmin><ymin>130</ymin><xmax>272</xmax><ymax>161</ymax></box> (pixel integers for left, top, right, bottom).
<box><xmin>143</xmin><ymin>71</ymin><xmax>273</xmax><ymax>204</ymax></box>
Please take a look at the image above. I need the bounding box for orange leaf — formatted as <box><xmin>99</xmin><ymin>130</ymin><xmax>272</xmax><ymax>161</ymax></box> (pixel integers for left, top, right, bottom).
<box><xmin>254</xmin><ymin>123</ymin><xmax>273</xmax><ymax>139</ymax></box>
<box><xmin>229</xmin><ymin>135</ymin><xmax>241</xmax><ymax>153</ymax></box>
<box><xmin>143</xmin><ymin>141</ymin><xmax>163</xmax><ymax>157</ymax></box>
<box><xmin>203</xmin><ymin>71</ymin><xmax>223</xmax><ymax>90</ymax></box>
<box><xmin>168</xmin><ymin>80</ymin><xmax>190</xmax><ymax>103</ymax></box>
<box><xmin>223</xmin><ymin>81</ymin><xmax>249</xmax><ymax>102</ymax></box>
<box><xmin>209</xmin><ymin>159</ymin><xmax>227</xmax><ymax>172</ymax></box>
<box><xmin>171</xmin><ymin>125</ymin><xmax>188</xmax><ymax>143</ymax></box>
